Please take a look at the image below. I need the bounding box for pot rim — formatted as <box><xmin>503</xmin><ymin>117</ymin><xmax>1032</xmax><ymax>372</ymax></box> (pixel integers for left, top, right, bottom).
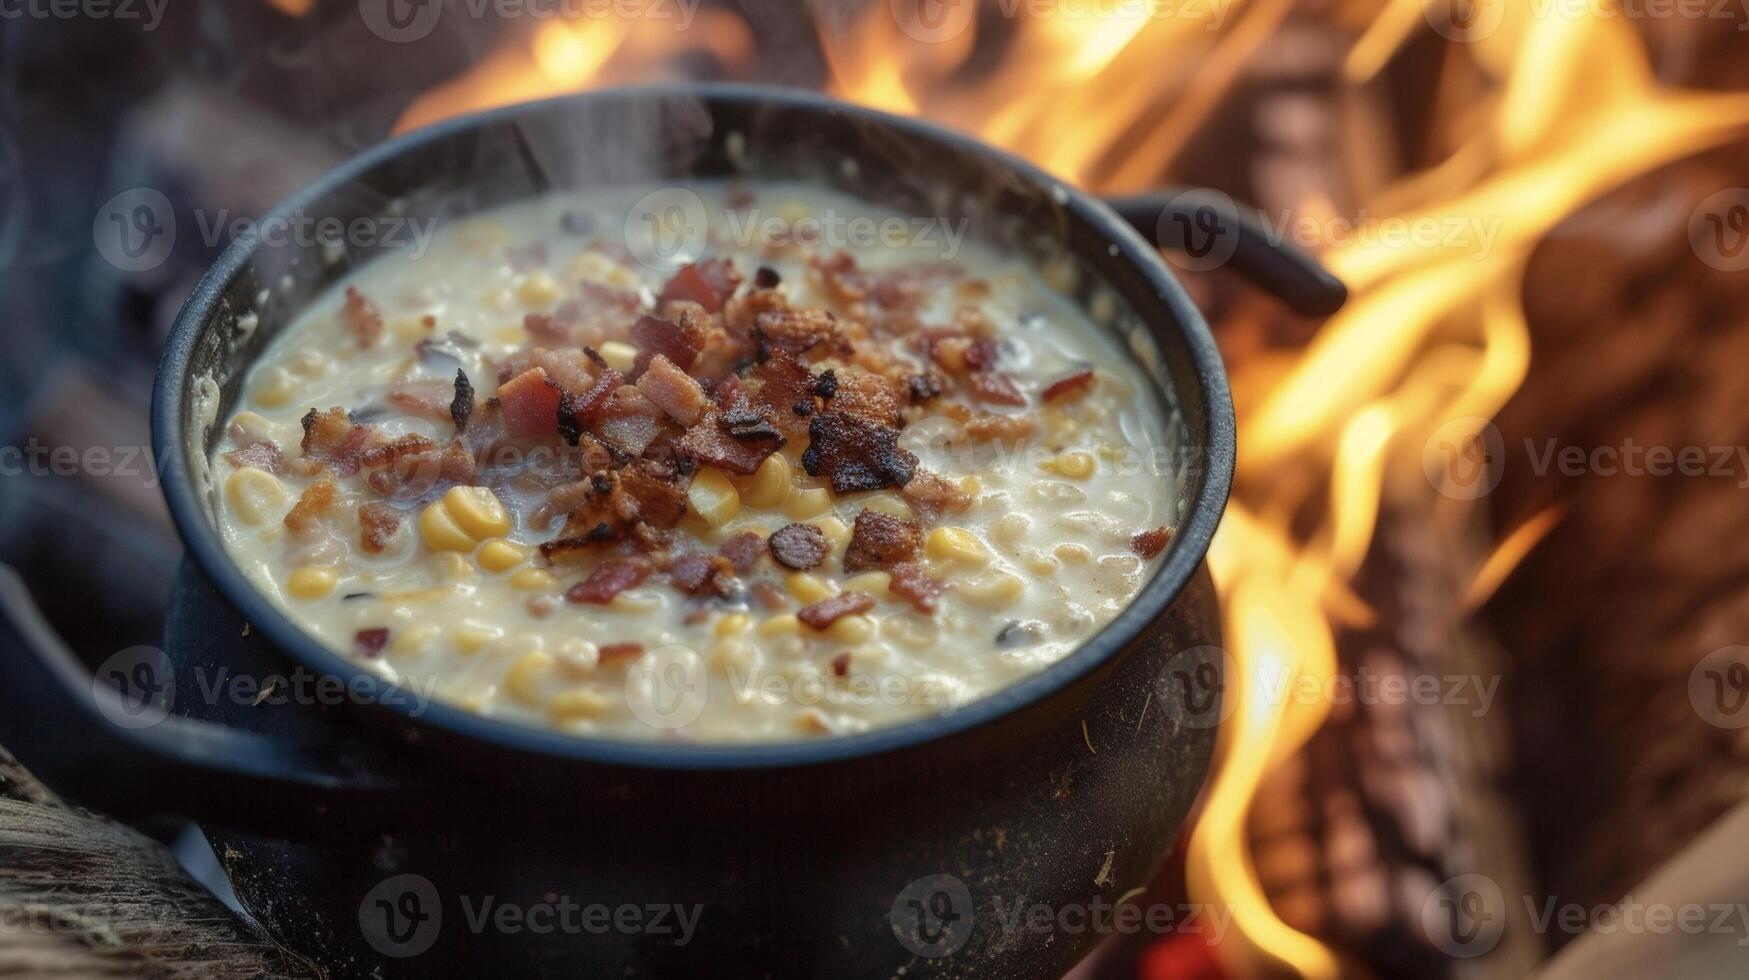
<box><xmin>152</xmin><ymin>82</ymin><xmax>1235</xmax><ymax>772</ymax></box>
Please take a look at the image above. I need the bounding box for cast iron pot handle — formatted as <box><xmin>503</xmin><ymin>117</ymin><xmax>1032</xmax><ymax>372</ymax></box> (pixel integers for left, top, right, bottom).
<box><xmin>1104</xmin><ymin>189</ymin><xmax>1348</xmax><ymax>318</ymax></box>
<box><xmin>0</xmin><ymin>564</ymin><xmax>397</xmax><ymax>839</ymax></box>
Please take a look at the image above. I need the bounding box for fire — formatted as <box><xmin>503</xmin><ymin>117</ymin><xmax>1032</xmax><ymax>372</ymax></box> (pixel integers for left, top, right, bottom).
<box><xmin>386</xmin><ymin>1</ymin><xmax>1749</xmax><ymax>974</ymax></box>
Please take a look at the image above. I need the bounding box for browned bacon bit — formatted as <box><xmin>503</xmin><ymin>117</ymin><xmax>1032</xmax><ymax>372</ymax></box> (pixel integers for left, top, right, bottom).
<box><xmin>599</xmin><ymin>642</ymin><xmax>646</xmax><ymax>663</ymax></box>
<box><xmin>721</xmin><ymin>400</ymin><xmax>784</xmax><ymax>443</ymax></box>
<box><xmin>749</xmin><ymin>348</ymin><xmax>820</xmax><ymax>435</ymax></box>
<box><xmin>636</xmin><ymin>353</ymin><xmax>712</xmax><ymax>427</ymax></box>
<box><xmin>797</xmin><ymin>592</ymin><xmax>876</xmax><ymax>631</ymax></box>
<box><xmin>669</xmin><ymin>552</ymin><xmax>736</xmax><ymax>596</ymax></box>
<box><xmin>754</xmin><ymin>266</ymin><xmax>781</xmax><ymax>289</ymax></box>
<box><xmin>283</xmin><ymin>474</ymin><xmax>337</xmax><ymax>533</ymax></box>
<box><xmin>843</xmin><ymin>509</ymin><xmax>922</xmax><ymax>572</ymax></box>
<box><xmin>594</xmin><ymin>387</ymin><xmax>668</xmax><ymax>457</ymax></box>
<box><xmin>224</xmin><ymin>440</ymin><xmax>284</xmax><ymax>474</ymax></box>
<box><xmin>630</xmin><ymin>314</ymin><xmax>703</xmax><ymax>371</ymax></box>
<box><xmin>498</xmin><ymin>367</ymin><xmax>563</xmax><ymax>437</ymax></box>
<box><xmin>718</xmin><ymin>531</ymin><xmax>765</xmax><ymax>574</ymax></box>
<box><xmin>906</xmin><ymin>373</ymin><xmax>943</xmax><ymax>404</ymax></box>
<box><xmin>675</xmin><ymin>411</ymin><xmax>784</xmax><ymax>475</ymax></box>
<box><xmin>962</xmin><ymin>338</ymin><xmax>1001</xmax><ymax>371</ymax></box>
<box><xmin>963</xmin><ymin>412</ymin><xmax>1037</xmax><ymax>444</ymax></box>
<box><xmin>570</xmin><ymin>365</ymin><xmax>626</xmax><ymax>424</ymax></box>
<box><xmin>367</xmin><ymin>442</ymin><xmax>473</xmax><ymax>500</ymax></box>
<box><xmin>299</xmin><ymin>408</ymin><xmax>374</xmax><ymax>476</ymax></box>
<box><xmin>360</xmin><ymin>433</ymin><xmax>438</xmax><ymax>468</ymax></box>
<box><xmin>387</xmin><ymin>379</ymin><xmax>459</xmax><ymax>422</ymax></box>
<box><xmin>618</xmin><ymin>460</ymin><xmax>690</xmax><ymax>529</ymax></box>
<box><xmin>890</xmin><ymin>562</ymin><xmax>946</xmax><ymax>613</ymax></box>
<box><xmin>450</xmin><ymin>369</ymin><xmax>475</xmax><ymax>431</ymax></box>
<box><xmin>524</xmin><ymin>312</ymin><xmax>568</xmax><ymax>345</ymax></box>
<box><xmin>1042</xmin><ymin>368</ymin><xmax>1095</xmax><ymax>403</ymax></box>
<box><xmin>800</xmin><ymin>412</ymin><xmax>917</xmax><ymax>494</ymax></box>
<box><xmin>768</xmin><ymin>523</ymin><xmax>828</xmax><ymax>570</ymax></box>
<box><xmin>354</xmin><ymin>628</ymin><xmax>391</xmax><ymax>657</ymax></box>
<box><xmin>751</xmin><ymin>580</ymin><xmax>789</xmax><ymax>611</ymax></box>
<box><xmin>831</xmin><ymin>371</ymin><xmax>903</xmax><ymax>427</ymax></box>
<box><xmin>1132</xmin><ymin>526</ymin><xmax>1174</xmax><ymax>560</ymax></box>
<box><xmin>712</xmin><ymin>374</ymin><xmax>744</xmax><ymax>410</ymax></box>
<box><xmin>556</xmin><ymin>390</ymin><xmax>583</xmax><ymax>446</ymax></box>
<box><xmin>967</xmin><ymin>370</ymin><xmax>1027</xmax><ymax>407</ymax></box>
<box><xmin>754</xmin><ymin>308</ymin><xmax>842</xmax><ymax>356</ymax></box>
<box><xmin>358</xmin><ymin>501</ymin><xmax>401</xmax><ymax>554</ymax></box>
<box><xmin>343</xmin><ymin>286</ymin><xmax>383</xmax><ymax>348</ymax></box>
<box><xmin>659</xmin><ymin>258</ymin><xmax>742</xmax><ymax>313</ymax></box>
<box><xmin>815</xmin><ymin>370</ymin><xmax>838</xmax><ymax>400</ymax></box>
<box><xmin>899</xmin><ymin>470</ymin><xmax>973</xmax><ymax>524</ymax></box>
<box><xmin>830</xmin><ymin>652</ymin><xmax>851</xmax><ymax>678</ymax></box>
<box><xmin>566</xmin><ymin>558</ymin><xmax>653</xmax><ymax>604</ymax></box>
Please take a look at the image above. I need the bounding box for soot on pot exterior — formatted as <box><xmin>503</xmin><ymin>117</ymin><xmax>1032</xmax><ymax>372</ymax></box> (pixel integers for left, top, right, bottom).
<box><xmin>110</xmin><ymin>83</ymin><xmax>1263</xmax><ymax>976</ymax></box>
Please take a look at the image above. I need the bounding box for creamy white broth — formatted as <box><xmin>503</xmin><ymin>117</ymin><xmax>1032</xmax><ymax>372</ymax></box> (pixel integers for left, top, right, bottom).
<box><xmin>211</xmin><ymin>183</ymin><xmax>1178</xmax><ymax>742</ymax></box>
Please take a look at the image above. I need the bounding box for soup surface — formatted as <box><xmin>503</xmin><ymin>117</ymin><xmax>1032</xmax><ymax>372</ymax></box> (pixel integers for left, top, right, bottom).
<box><xmin>211</xmin><ymin>183</ymin><xmax>1179</xmax><ymax>741</ymax></box>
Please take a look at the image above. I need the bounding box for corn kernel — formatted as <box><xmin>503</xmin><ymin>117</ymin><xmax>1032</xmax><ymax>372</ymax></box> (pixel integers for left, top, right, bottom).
<box><xmin>738</xmin><ymin>453</ymin><xmax>791</xmax><ymax>509</ymax></box>
<box><xmin>860</xmin><ymin>492</ymin><xmax>912</xmax><ymax>519</ymax></box>
<box><xmin>228</xmin><ymin>411</ymin><xmax>277</xmax><ymax>443</ymax></box>
<box><xmin>506</xmin><ymin>651</ymin><xmax>555</xmax><ymax>707</ymax></box>
<box><xmin>289</xmin><ymin>348</ymin><xmax>331</xmax><ymax>377</ymax></box>
<box><xmin>454</xmin><ymin>624</ymin><xmax>501</xmax><ymax>654</ymax></box>
<box><xmin>714</xmin><ymin>613</ymin><xmax>752</xmax><ymax>637</ymax></box>
<box><xmin>1054</xmin><ymin>543</ymin><xmax>1092</xmax><ymax>564</ymax></box>
<box><xmin>687</xmin><ymin>467</ymin><xmax>740</xmax><ymax>528</ymax></box>
<box><xmin>758</xmin><ymin>614</ymin><xmax>801</xmax><ymax>637</ymax></box>
<box><xmin>253</xmin><ymin>366</ymin><xmax>297</xmax><ymax>408</ymax></box>
<box><xmin>609</xmin><ymin>590</ymin><xmax>661</xmax><ymax>614</ymax></box>
<box><xmin>961</xmin><ymin>571</ymin><xmax>1025</xmax><ymax>609</ymax></box>
<box><xmin>493</xmin><ymin>324</ymin><xmax>527</xmax><ymax>346</ymax></box>
<box><xmin>286</xmin><ymin>566</ymin><xmax>337</xmax><ymax>600</ymax></box>
<box><xmin>390</xmin><ymin>625</ymin><xmax>440</xmax><ymax>657</ymax></box>
<box><xmin>225</xmin><ymin>467</ymin><xmax>287</xmax><ymax>526</ymax></box>
<box><xmin>827</xmin><ymin>614</ymin><xmax>874</xmax><ymax>643</ymax></box>
<box><xmin>509</xmin><ymin>568</ymin><xmax>557</xmax><ymax>591</ymax></box>
<box><xmin>549</xmin><ymin>689</ymin><xmax>609</xmax><ymax>722</ymax></box>
<box><xmin>785</xmin><ymin>486</ymin><xmax>831</xmax><ymax>519</ymax></box>
<box><xmin>444</xmin><ymin>486</ymin><xmax>510</xmax><ymax>539</ymax></box>
<box><xmin>926</xmin><ymin>527</ymin><xmax>989</xmax><ymax>565</ymax></box>
<box><xmin>1023</xmin><ymin>551</ymin><xmax>1060</xmax><ymax>575</ymax></box>
<box><xmin>710</xmin><ymin>638</ymin><xmax>756</xmax><ymax>673</ymax></box>
<box><xmin>959</xmin><ymin>475</ymin><xmax>981</xmax><ymax>496</ymax></box>
<box><xmin>816</xmin><ymin>516</ymin><xmax>851</xmax><ymax>552</ymax></box>
<box><xmin>434</xmin><ymin>551</ymin><xmax>476</xmax><ymax>582</ymax></box>
<box><xmin>842</xmin><ymin>571</ymin><xmax>892</xmax><ymax>599</ymax></box>
<box><xmin>1054</xmin><ymin>450</ymin><xmax>1096</xmax><ymax>479</ymax></box>
<box><xmin>517</xmin><ymin>273</ymin><xmax>561</xmax><ymax>309</ymax></box>
<box><xmin>598</xmin><ymin>340</ymin><xmax>638</xmax><ymax>374</ymax></box>
<box><xmin>418</xmin><ymin>503</ymin><xmax>475</xmax><ymax>552</ymax></box>
<box><xmin>991</xmin><ymin>513</ymin><xmax>1031</xmax><ymax>548</ymax></box>
<box><xmin>786</xmin><ymin>572</ymin><xmax>836</xmax><ymax>604</ymax></box>
<box><xmin>571</xmin><ymin>250</ymin><xmax>636</xmax><ymax>286</ymax></box>
<box><xmin>476</xmin><ymin>539</ymin><xmax>528</xmax><ymax>573</ymax></box>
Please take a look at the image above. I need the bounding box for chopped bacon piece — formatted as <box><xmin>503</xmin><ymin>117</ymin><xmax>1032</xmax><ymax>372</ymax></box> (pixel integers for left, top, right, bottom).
<box><xmin>599</xmin><ymin>642</ymin><xmax>645</xmax><ymax>662</ymax></box>
<box><xmin>618</xmin><ymin>460</ymin><xmax>690</xmax><ymax>529</ymax></box>
<box><xmin>890</xmin><ymin>562</ymin><xmax>946</xmax><ymax>613</ymax></box>
<box><xmin>675</xmin><ymin>411</ymin><xmax>784</xmax><ymax>475</ymax></box>
<box><xmin>768</xmin><ymin>523</ymin><xmax>828</xmax><ymax>570</ymax></box>
<box><xmin>498</xmin><ymin>367</ymin><xmax>564</xmax><ymax>437</ymax></box>
<box><xmin>831</xmin><ymin>370</ymin><xmax>902</xmax><ymax>427</ymax></box>
<box><xmin>569</xmin><ymin>365</ymin><xmax>625</xmax><ymax>424</ymax></box>
<box><xmin>659</xmin><ymin>258</ymin><xmax>742</xmax><ymax>312</ymax></box>
<box><xmin>1132</xmin><ymin>526</ymin><xmax>1174</xmax><ymax>559</ymax></box>
<box><xmin>669</xmin><ymin>552</ymin><xmax>736</xmax><ymax>596</ymax></box>
<box><xmin>830</xmin><ymin>652</ymin><xmax>851</xmax><ymax>678</ymax></box>
<box><xmin>1042</xmin><ymin>368</ymin><xmax>1095</xmax><ymax>403</ymax></box>
<box><xmin>283</xmin><ymin>474</ymin><xmax>337</xmax><ymax>533</ymax></box>
<box><xmin>224</xmin><ymin>439</ymin><xmax>284</xmax><ymax>474</ymax></box>
<box><xmin>721</xmin><ymin>400</ymin><xmax>784</xmax><ymax>443</ymax></box>
<box><xmin>797</xmin><ymin>592</ymin><xmax>876</xmax><ymax>630</ymax></box>
<box><xmin>593</xmin><ymin>387</ymin><xmax>668</xmax><ymax>457</ymax></box>
<box><xmin>749</xmin><ymin>348</ymin><xmax>821</xmax><ymax>435</ymax></box>
<box><xmin>800</xmin><ymin>412</ymin><xmax>917</xmax><ymax>493</ymax></box>
<box><xmin>755</xmin><ymin>308</ymin><xmax>841</xmax><ymax>356</ymax></box>
<box><xmin>962</xmin><ymin>338</ymin><xmax>1000</xmax><ymax>371</ymax></box>
<box><xmin>366</xmin><ymin>442</ymin><xmax>474</xmax><ymax>500</ymax></box>
<box><xmin>387</xmin><ymin>379</ymin><xmax>458</xmax><ymax>422</ymax></box>
<box><xmin>343</xmin><ymin>286</ymin><xmax>383</xmax><ymax>348</ymax></box>
<box><xmin>718</xmin><ymin>531</ymin><xmax>765</xmax><ymax>574</ymax></box>
<box><xmin>630</xmin><ymin>314</ymin><xmax>703</xmax><ymax>371</ymax></box>
<box><xmin>751</xmin><ymin>580</ymin><xmax>788</xmax><ymax>611</ymax></box>
<box><xmin>354</xmin><ymin>628</ymin><xmax>391</xmax><ymax>657</ymax></box>
<box><xmin>636</xmin><ymin>353</ymin><xmax>712</xmax><ymax>427</ymax></box>
<box><xmin>967</xmin><ymin>371</ymin><xmax>1027</xmax><ymax>407</ymax></box>
<box><xmin>524</xmin><ymin>312</ymin><xmax>569</xmax><ymax>345</ymax></box>
<box><xmin>358</xmin><ymin>501</ymin><xmax>401</xmax><ymax>554</ymax></box>
<box><xmin>360</xmin><ymin>434</ymin><xmax>437</xmax><ymax>469</ymax></box>
<box><xmin>843</xmin><ymin>510</ymin><xmax>922</xmax><ymax>572</ymax></box>
<box><xmin>899</xmin><ymin>469</ymin><xmax>973</xmax><ymax>523</ymax></box>
<box><xmin>451</xmin><ymin>369</ymin><xmax>474</xmax><ymax>431</ymax></box>
<box><xmin>722</xmin><ymin>284</ymin><xmax>790</xmax><ymax>341</ymax></box>
<box><xmin>754</xmin><ymin>266</ymin><xmax>780</xmax><ymax>289</ymax></box>
<box><xmin>963</xmin><ymin>412</ymin><xmax>1037</xmax><ymax>444</ymax></box>
<box><xmin>565</xmin><ymin>558</ymin><xmax>652</xmax><ymax>604</ymax></box>
<box><xmin>299</xmin><ymin>408</ymin><xmax>374</xmax><ymax>476</ymax></box>
<box><xmin>906</xmin><ymin>372</ymin><xmax>944</xmax><ymax>404</ymax></box>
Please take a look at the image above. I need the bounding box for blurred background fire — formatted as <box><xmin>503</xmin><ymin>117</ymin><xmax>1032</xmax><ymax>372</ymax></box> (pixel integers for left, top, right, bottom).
<box><xmin>7</xmin><ymin>0</ymin><xmax>1749</xmax><ymax>976</ymax></box>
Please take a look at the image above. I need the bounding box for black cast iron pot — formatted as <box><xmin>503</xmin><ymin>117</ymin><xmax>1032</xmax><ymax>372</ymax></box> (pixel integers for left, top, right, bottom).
<box><xmin>0</xmin><ymin>84</ymin><xmax>1342</xmax><ymax>978</ymax></box>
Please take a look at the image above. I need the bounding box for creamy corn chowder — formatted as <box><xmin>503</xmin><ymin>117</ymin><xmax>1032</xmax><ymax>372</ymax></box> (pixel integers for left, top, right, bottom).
<box><xmin>211</xmin><ymin>183</ymin><xmax>1179</xmax><ymax>741</ymax></box>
